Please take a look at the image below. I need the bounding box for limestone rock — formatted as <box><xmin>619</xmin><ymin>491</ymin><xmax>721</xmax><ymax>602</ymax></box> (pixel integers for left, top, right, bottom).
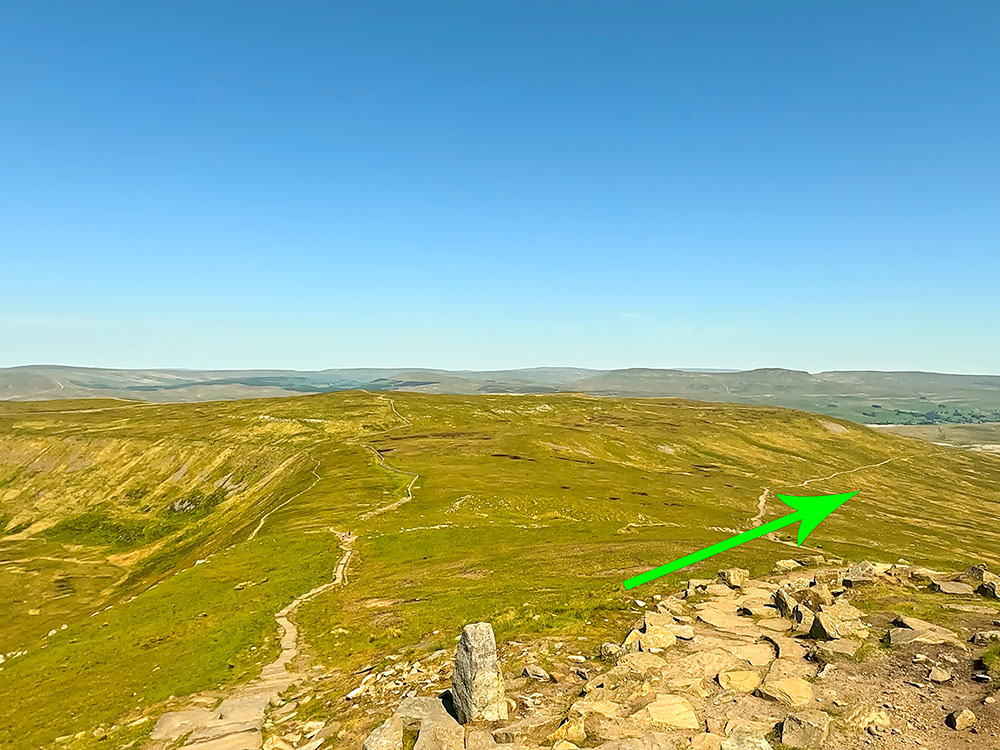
<box><xmin>978</xmin><ymin>579</ymin><xmax>1000</xmax><ymax>599</ymax></box>
<box><xmin>523</xmin><ymin>664</ymin><xmax>554</xmax><ymax>682</ymax></box>
<box><xmin>970</xmin><ymin>630</ymin><xmax>1000</xmax><ymax>644</ymax></box>
<box><xmin>704</xmin><ymin>583</ymin><xmax>736</xmax><ymax>597</ymax></box>
<box><xmin>928</xmin><ymin>666</ymin><xmax>951</xmax><ymax>683</ymax></box>
<box><xmin>466</xmin><ymin>729</ymin><xmax>499</xmax><ymax>749</ymax></box>
<box><xmin>758</xmin><ymin>676</ymin><xmax>813</xmax><ymax>707</ymax></box>
<box><xmin>774</xmin><ymin>559</ymin><xmax>802</xmax><ymax>574</ymax></box>
<box><xmin>946</xmin><ymin>708</ymin><xmax>976</xmax><ymax>730</ymax></box>
<box><xmin>601</xmin><ymin>642</ymin><xmax>625</xmax><ymax>659</ymax></box>
<box><xmin>622</xmin><ymin>629</ymin><xmax>642</xmax><ymax>653</ymax></box>
<box><xmin>758</xmin><ymin>618</ymin><xmax>792</xmax><ymax>632</ymax></box>
<box><xmin>772</xmin><ymin>588</ymin><xmax>795</xmax><ymax>618</ymax></box>
<box><xmin>452</xmin><ymin>623</ymin><xmax>507</xmax><ymax>723</ymax></box>
<box><xmin>781</xmin><ymin>710</ymin><xmax>829</xmax><ymax>747</ymax></box>
<box><xmin>363</xmin><ymin>696</ymin><xmax>464</xmax><ymax>750</ymax></box>
<box><xmin>814</xmin><ymin>639</ymin><xmax>860</xmax><ymax>658</ymax></box>
<box><xmin>762</xmin><ymin>634</ymin><xmax>803</xmax><ymax>660</ymax></box>
<box><xmin>718</xmin><ymin>568</ymin><xmax>750</xmax><ymax>589</ymax></box>
<box><xmin>931</xmin><ymin>580</ymin><xmax>975</xmax><ymax>596</ymax></box>
<box><xmin>639</xmin><ymin>626</ymin><xmax>677</xmax><ymax>651</ymax></box>
<box><xmin>846</xmin><ymin>705</ymin><xmax>890</xmax><ymax>731</ymax></box>
<box><xmin>888</xmin><ymin>615</ymin><xmax>964</xmax><ymax>648</ymax></box>
<box><xmin>843</xmin><ymin>561</ymin><xmax>876</xmax><ymax>588</ymax></box>
<box><xmin>720</xmin><ymin>727</ymin><xmax>773</xmax><ymax>749</ymax></box>
<box><xmin>688</xmin><ymin>735</ymin><xmax>724</xmax><ymax>750</ymax></box>
<box><xmin>548</xmin><ymin>716</ymin><xmax>586</xmax><ymax>745</ymax></box>
<box><xmin>808</xmin><ymin>608</ymin><xmax>868</xmax><ymax>641</ymax></box>
<box><xmin>641</xmin><ymin>694</ymin><xmax>700</xmax><ymax>730</ymax></box>
<box><xmin>791</xmin><ymin>604</ymin><xmax>814</xmax><ymax>633</ymax></box>
<box><xmin>717</xmin><ymin>670</ymin><xmax>761</xmax><ymax>693</ymax></box>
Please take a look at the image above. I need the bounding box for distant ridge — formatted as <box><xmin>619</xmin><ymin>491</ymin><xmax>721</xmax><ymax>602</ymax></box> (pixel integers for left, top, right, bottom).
<box><xmin>2</xmin><ymin>364</ymin><xmax>999</xmax><ymax>425</ymax></box>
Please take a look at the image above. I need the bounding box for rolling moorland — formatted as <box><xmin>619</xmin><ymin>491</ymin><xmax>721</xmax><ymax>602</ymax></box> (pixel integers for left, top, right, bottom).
<box><xmin>4</xmin><ymin>365</ymin><xmax>1000</xmax><ymax>425</ymax></box>
<box><xmin>2</xmin><ymin>391</ymin><xmax>1000</xmax><ymax>748</ymax></box>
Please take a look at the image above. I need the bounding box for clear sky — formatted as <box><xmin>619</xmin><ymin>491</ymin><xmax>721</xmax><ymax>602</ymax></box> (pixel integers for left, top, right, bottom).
<box><xmin>1</xmin><ymin>2</ymin><xmax>997</xmax><ymax>373</ymax></box>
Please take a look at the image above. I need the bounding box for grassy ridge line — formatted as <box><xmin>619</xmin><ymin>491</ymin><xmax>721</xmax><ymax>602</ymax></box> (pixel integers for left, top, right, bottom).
<box><xmin>0</xmin><ymin>391</ymin><xmax>998</xmax><ymax>746</ymax></box>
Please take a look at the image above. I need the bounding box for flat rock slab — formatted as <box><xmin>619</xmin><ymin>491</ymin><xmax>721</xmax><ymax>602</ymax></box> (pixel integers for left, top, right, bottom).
<box><xmin>640</xmin><ymin>694</ymin><xmax>700</xmax><ymax>730</ymax></box>
<box><xmin>931</xmin><ymin>580</ymin><xmax>975</xmax><ymax>595</ymax></box>
<box><xmin>151</xmin><ymin>709</ymin><xmax>217</xmax><ymax>741</ymax></box>
<box><xmin>815</xmin><ymin>639</ymin><xmax>861</xmax><ymax>658</ymax></box>
<box><xmin>758</xmin><ymin>676</ymin><xmax>813</xmax><ymax>707</ymax></box>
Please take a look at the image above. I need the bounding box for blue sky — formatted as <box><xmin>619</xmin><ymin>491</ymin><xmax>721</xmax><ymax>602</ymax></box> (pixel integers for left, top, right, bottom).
<box><xmin>1</xmin><ymin>2</ymin><xmax>998</xmax><ymax>372</ymax></box>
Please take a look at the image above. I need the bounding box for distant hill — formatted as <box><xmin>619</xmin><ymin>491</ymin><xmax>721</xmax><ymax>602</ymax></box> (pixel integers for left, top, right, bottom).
<box><xmin>2</xmin><ymin>364</ymin><xmax>1000</xmax><ymax>424</ymax></box>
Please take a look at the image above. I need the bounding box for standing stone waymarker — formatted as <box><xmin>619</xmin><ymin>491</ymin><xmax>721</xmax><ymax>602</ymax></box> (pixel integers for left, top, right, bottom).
<box><xmin>451</xmin><ymin>622</ymin><xmax>507</xmax><ymax>723</ymax></box>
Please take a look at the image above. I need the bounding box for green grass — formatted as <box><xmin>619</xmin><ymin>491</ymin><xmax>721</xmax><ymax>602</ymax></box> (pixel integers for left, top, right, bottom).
<box><xmin>1</xmin><ymin>391</ymin><xmax>1000</xmax><ymax>747</ymax></box>
<box><xmin>982</xmin><ymin>643</ymin><xmax>1000</xmax><ymax>678</ymax></box>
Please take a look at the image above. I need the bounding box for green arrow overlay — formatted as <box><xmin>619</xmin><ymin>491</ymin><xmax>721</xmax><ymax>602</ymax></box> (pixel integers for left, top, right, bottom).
<box><xmin>622</xmin><ymin>491</ymin><xmax>857</xmax><ymax>590</ymax></box>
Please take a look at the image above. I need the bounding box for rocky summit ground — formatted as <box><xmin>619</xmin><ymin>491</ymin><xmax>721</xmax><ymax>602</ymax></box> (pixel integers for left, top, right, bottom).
<box><xmin>348</xmin><ymin>557</ymin><xmax>1000</xmax><ymax>750</ymax></box>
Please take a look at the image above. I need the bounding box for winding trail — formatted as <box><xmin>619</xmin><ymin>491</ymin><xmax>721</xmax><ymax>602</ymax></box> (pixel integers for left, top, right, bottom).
<box><xmin>247</xmin><ymin>457</ymin><xmax>322</xmax><ymax>541</ymax></box>
<box><xmin>358</xmin><ymin>396</ymin><xmax>420</xmax><ymax>521</ymax></box>
<box><xmin>751</xmin><ymin>457</ymin><xmax>902</xmax><ymax>549</ymax></box>
<box><xmin>150</xmin><ymin>532</ymin><xmax>354</xmax><ymax>750</ymax></box>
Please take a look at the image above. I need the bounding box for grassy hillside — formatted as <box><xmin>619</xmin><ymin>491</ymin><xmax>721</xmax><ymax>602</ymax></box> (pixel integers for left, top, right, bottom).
<box><xmin>1</xmin><ymin>392</ymin><xmax>999</xmax><ymax>747</ymax></box>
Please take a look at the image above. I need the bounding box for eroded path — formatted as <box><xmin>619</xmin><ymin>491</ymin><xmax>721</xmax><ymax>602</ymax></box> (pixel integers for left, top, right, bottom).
<box><xmin>149</xmin><ymin>532</ymin><xmax>354</xmax><ymax>750</ymax></box>
<box><xmin>751</xmin><ymin>457</ymin><xmax>903</xmax><ymax>548</ymax></box>
<box><xmin>359</xmin><ymin>396</ymin><xmax>420</xmax><ymax>521</ymax></box>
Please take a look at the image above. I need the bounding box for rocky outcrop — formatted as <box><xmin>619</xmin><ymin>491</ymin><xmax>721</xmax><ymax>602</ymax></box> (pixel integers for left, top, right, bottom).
<box><xmin>361</xmin><ymin>557</ymin><xmax>1000</xmax><ymax>750</ymax></box>
<box><xmin>452</xmin><ymin>623</ymin><xmax>507</xmax><ymax>723</ymax></box>
<box><xmin>363</xmin><ymin>696</ymin><xmax>464</xmax><ymax>750</ymax></box>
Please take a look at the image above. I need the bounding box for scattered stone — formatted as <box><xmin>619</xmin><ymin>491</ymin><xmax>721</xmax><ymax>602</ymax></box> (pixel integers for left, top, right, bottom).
<box><xmin>812</xmin><ymin>569</ymin><xmax>843</xmax><ymax>588</ymax></box>
<box><xmin>781</xmin><ymin>710</ymin><xmax>830</xmax><ymax>747</ymax></box>
<box><xmin>846</xmin><ymin>706</ymin><xmax>891</xmax><ymax>731</ymax></box>
<box><xmin>601</xmin><ymin>642</ymin><xmax>624</xmax><ymax>659</ymax></box>
<box><xmin>774</xmin><ymin>559</ymin><xmax>803</xmax><ymax>574</ymax></box>
<box><xmin>522</xmin><ymin>664</ymin><xmax>554</xmax><ymax>682</ymax></box>
<box><xmin>762</xmin><ymin>634</ymin><xmax>802</xmax><ymax>660</ymax></box>
<box><xmin>928</xmin><ymin>666</ymin><xmax>951</xmax><ymax>683</ymax></box>
<box><xmin>639</xmin><ymin>622</ymin><xmax>677</xmax><ymax>652</ymax></box>
<box><xmin>970</xmin><ymin>630</ymin><xmax>1000</xmax><ymax>645</ymax></box>
<box><xmin>946</xmin><ymin>708</ymin><xmax>976</xmax><ymax>731</ymax></box>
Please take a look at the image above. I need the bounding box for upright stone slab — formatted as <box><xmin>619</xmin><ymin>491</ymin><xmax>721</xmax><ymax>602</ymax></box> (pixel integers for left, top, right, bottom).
<box><xmin>452</xmin><ymin>622</ymin><xmax>508</xmax><ymax>723</ymax></box>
